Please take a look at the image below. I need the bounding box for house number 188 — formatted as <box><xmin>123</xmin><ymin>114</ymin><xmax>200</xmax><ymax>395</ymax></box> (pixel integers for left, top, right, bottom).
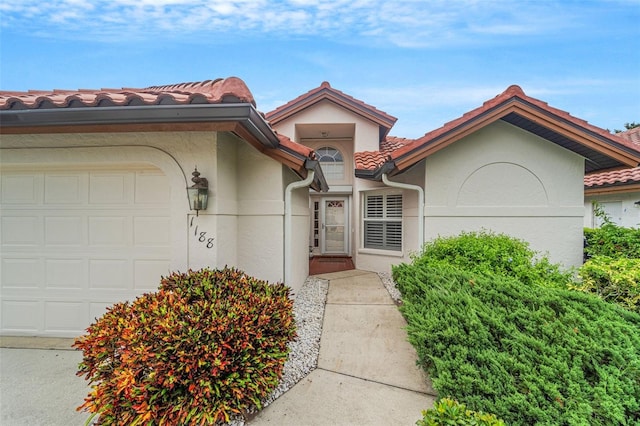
<box><xmin>191</xmin><ymin>223</ymin><xmax>215</xmax><ymax>249</ymax></box>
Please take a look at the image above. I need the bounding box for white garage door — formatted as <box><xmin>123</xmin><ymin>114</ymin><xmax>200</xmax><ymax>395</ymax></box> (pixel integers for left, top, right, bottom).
<box><xmin>0</xmin><ymin>164</ymin><xmax>172</xmax><ymax>337</ymax></box>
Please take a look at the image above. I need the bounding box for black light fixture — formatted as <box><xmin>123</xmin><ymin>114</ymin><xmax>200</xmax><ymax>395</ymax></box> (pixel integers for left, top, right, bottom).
<box><xmin>187</xmin><ymin>167</ymin><xmax>208</xmax><ymax>216</ymax></box>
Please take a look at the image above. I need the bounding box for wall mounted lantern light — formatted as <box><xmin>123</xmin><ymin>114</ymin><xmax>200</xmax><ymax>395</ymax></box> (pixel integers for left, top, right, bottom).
<box><xmin>187</xmin><ymin>167</ymin><xmax>208</xmax><ymax>216</ymax></box>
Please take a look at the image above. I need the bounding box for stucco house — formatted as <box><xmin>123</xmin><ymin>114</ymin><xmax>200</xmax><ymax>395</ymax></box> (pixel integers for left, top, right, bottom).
<box><xmin>2</xmin><ymin>78</ymin><xmax>639</xmax><ymax>337</ymax></box>
<box><xmin>583</xmin><ymin>127</ymin><xmax>640</xmax><ymax>228</ymax></box>
<box><xmin>0</xmin><ymin>78</ymin><xmax>328</xmax><ymax>337</ymax></box>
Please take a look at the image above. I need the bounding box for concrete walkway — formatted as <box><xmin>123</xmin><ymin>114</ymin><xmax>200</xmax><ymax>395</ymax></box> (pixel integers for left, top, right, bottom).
<box><xmin>250</xmin><ymin>270</ymin><xmax>436</xmax><ymax>425</ymax></box>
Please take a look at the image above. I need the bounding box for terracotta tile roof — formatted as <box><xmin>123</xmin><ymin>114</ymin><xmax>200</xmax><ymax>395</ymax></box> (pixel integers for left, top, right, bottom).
<box><xmin>354</xmin><ymin>136</ymin><xmax>413</xmax><ymax>170</ymax></box>
<box><xmin>584</xmin><ymin>127</ymin><xmax>640</xmax><ymax>189</ymax></box>
<box><xmin>0</xmin><ymin>77</ymin><xmax>256</xmax><ymax>110</ymax></box>
<box><xmin>381</xmin><ymin>136</ymin><xmax>414</xmax><ymax>152</ymax></box>
<box><xmin>619</xmin><ymin>126</ymin><xmax>640</xmax><ymax>146</ymax></box>
<box><xmin>355</xmin><ymin>85</ymin><xmax>640</xmax><ymax>176</ymax></box>
<box><xmin>584</xmin><ymin>167</ymin><xmax>640</xmax><ymax>187</ymax></box>
<box><xmin>265</xmin><ymin>81</ymin><xmax>397</xmax><ymax>138</ymax></box>
<box><xmin>354</xmin><ymin>150</ymin><xmax>390</xmax><ymax>171</ymax></box>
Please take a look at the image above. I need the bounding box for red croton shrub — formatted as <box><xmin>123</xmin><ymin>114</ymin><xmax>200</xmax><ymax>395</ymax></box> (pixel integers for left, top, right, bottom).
<box><xmin>73</xmin><ymin>267</ymin><xmax>296</xmax><ymax>425</ymax></box>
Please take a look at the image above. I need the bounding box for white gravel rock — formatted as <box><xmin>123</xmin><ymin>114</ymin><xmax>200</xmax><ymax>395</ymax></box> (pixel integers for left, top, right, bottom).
<box><xmin>378</xmin><ymin>272</ymin><xmax>402</xmax><ymax>305</ymax></box>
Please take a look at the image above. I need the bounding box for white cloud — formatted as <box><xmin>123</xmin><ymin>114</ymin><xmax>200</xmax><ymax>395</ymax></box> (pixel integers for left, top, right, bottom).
<box><xmin>2</xmin><ymin>0</ymin><xmax>611</xmax><ymax>46</ymax></box>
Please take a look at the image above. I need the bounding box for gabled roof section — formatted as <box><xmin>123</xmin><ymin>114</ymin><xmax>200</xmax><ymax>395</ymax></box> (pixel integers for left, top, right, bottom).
<box><xmin>355</xmin><ymin>85</ymin><xmax>640</xmax><ymax>179</ymax></box>
<box><xmin>265</xmin><ymin>81</ymin><xmax>398</xmax><ymax>141</ymax></box>
<box><xmin>0</xmin><ymin>77</ymin><xmax>327</xmax><ymax>192</ymax></box>
<box><xmin>584</xmin><ymin>127</ymin><xmax>640</xmax><ymax>194</ymax></box>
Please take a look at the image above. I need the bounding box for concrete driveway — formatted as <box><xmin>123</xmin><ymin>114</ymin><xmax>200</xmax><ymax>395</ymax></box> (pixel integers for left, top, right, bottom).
<box><xmin>0</xmin><ymin>338</ymin><xmax>93</xmax><ymax>426</ymax></box>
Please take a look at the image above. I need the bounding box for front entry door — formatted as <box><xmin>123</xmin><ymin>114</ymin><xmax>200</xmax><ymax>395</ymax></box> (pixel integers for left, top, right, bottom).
<box><xmin>322</xmin><ymin>198</ymin><xmax>348</xmax><ymax>254</ymax></box>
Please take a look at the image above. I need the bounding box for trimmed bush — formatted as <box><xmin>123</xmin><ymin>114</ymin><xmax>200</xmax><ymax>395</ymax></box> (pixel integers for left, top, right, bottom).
<box><xmin>584</xmin><ymin>224</ymin><xmax>640</xmax><ymax>259</ymax></box>
<box><xmin>584</xmin><ymin>203</ymin><xmax>640</xmax><ymax>259</ymax></box>
<box><xmin>394</xmin><ymin>233</ymin><xmax>640</xmax><ymax>425</ymax></box>
<box><xmin>417</xmin><ymin>398</ymin><xmax>505</xmax><ymax>426</ymax></box>
<box><xmin>73</xmin><ymin>267</ymin><xmax>296</xmax><ymax>425</ymax></box>
<box><xmin>575</xmin><ymin>255</ymin><xmax>640</xmax><ymax>313</ymax></box>
<box><xmin>411</xmin><ymin>231</ymin><xmax>574</xmax><ymax>289</ymax></box>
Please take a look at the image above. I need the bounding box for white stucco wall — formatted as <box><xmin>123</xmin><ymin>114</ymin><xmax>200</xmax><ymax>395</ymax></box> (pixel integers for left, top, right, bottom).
<box><xmin>422</xmin><ymin>120</ymin><xmax>585</xmax><ymax>269</ymax></box>
<box><xmin>234</xmin><ymin>140</ymin><xmax>285</xmax><ymax>284</ymax></box>
<box><xmin>584</xmin><ymin>191</ymin><xmax>640</xmax><ymax>228</ymax></box>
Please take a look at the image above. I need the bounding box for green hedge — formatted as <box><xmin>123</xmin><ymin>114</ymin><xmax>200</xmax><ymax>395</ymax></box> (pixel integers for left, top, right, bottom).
<box><xmin>394</xmin><ymin>232</ymin><xmax>640</xmax><ymax>425</ymax></box>
<box><xmin>410</xmin><ymin>231</ymin><xmax>574</xmax><ymax>289</ymax></box>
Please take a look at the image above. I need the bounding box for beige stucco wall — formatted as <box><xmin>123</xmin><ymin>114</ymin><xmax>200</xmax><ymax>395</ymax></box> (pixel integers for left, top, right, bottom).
<box><xmin>274</xmin><ymin>100</ymin><xmax>381</xmax><ymax>153</ymax></box>
<box><xmin>1</xmin><ymin>131</ymin><xmax>307</xmax><ymax>289</ymax></box>
<box><xmin>422</xmin><ymin>120</ymin><xmax>585</xmax><ymax>269</ymax></box>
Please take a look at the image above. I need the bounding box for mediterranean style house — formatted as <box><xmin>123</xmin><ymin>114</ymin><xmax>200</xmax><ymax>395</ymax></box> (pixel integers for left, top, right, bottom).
<box><xmin>1</xmin><ymin>78</ymin><xmax>639</xmax><ymax>337</ymax></box>
<box><xmin>583</xmin><ymin>127</ymin><xmax>640</xmax><ymax>228</ymax></box>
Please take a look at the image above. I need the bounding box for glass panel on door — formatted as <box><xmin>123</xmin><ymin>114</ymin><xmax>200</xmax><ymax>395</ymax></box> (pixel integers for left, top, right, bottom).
<box><xmin>323</xmin><ymin>199</ymin><xmax>346</xmax><ymax>253</ymax></box>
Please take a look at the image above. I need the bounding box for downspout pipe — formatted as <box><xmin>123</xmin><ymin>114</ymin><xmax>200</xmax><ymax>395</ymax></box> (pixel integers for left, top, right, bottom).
<box><xmin>284</xmin><ymin>170</ymin><xmax>315</xmax><ymax>286</ymax></box>
<box><xmin>381</xmin><ymin>173</ymin><xmax>424</xmax><ymax>250</ymax></box>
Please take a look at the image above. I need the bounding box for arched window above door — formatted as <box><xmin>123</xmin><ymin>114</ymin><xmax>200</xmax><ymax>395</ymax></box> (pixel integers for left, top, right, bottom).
<box><xmin>317</xmin><ymin>146</ymin><xmax>344</xmax><ymax>181</ymax></box>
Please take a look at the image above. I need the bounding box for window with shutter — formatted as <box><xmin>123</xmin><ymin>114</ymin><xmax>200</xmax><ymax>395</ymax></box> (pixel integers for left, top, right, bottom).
<box><xmin>363</xmin><ymin>193</ymin><xmax>402</xmax><ymax>251</ymax></box>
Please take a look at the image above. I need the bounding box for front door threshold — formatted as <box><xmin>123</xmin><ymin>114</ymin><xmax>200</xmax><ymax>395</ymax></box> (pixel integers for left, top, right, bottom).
<box><xmin>309</xmin><ymin>256</ymin><xmax>355</xmax><ymax>275</ymax></box>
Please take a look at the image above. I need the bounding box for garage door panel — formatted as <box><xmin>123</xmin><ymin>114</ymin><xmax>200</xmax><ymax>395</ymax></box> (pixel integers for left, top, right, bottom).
<box><xmin>45</xmin><ymin>216</ymin><xmax>85</xmax><ymax>245</ymax></box>
<box><xmin>2</xmin><ymin>215</ymin><xmax>43</xmax><ymax>246</ymax></box>
<box><xmin>45</xmin><ymin>259</ymin><xmax>85</xmax><ymax>289</ymax></box>
<box><xmin>89</xmin><ymin>216</ymin><xmax>130</xmax><ymax>246</ymax></box>
<box><xmin>1</xmin><ymin>174</ymin><xmax>42</xmax><ymax>204</ymax></box>
<box><xmin>89</xmin><ymin>173</ymin><xmax>132</xmax><ymax>204</ymax></box>
<box><xmin>89</xmin><ymin>259</ymin><xmax>130</xmax><ymax>289</ymax></box>
<box><xmin>44</xmin><ymin>174</ymin><xmax>86</xmax><ymax>204</ymax></box>
<box><xmin>1</xmin><ymin>300</ymin><xmax>42</xmax><ymax>332</ymax></box>
<box><xmin>44</xmin><ymin>301</ymin><xmax>86</xmax><ymax>333</ymax></box>
<box><xmin>1</xmin><ymin>258</ymin><xmax>42</xmax><ymax>289</ymax></box>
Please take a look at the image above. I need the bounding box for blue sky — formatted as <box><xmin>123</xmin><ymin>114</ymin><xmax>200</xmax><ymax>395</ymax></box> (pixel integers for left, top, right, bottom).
<box><xmin>1</xmin><ymin>0</ymin><xmax>639</xmax><ymax>138</ymax></box>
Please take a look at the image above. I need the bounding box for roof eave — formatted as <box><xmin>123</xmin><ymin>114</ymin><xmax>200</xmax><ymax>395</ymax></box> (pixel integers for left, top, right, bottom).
<box><xmin>0</xmin><ymin>103</ymin><xmax>281</xmax><ymax>148</ymax></box>
<box><xmin>354</xmin><ymin>161</ymin><xmax>396</xmax><ymax>181</ymax></box>
<box><xmin>304</xmin><ymin>159</ymin><xmax>329</xmax><ymax>192</ymax></box>
<box><xmin>392</xmin><ymin>99</ymin><xmax>640</xmax><ymax>173</ymax></box>
<box><xmin>585</xmin><ymin>182</ymin><xmax>640</xmax><ymax>195</ymax></box>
